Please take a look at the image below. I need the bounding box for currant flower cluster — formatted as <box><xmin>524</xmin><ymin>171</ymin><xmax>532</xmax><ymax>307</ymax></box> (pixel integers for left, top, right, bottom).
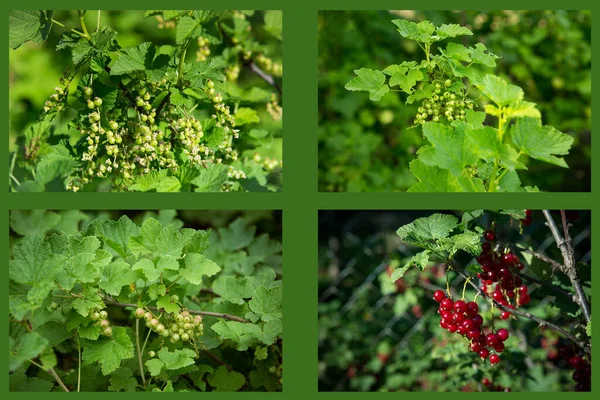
<box><xmin>266</xmin><ymin>93</ymin><xmax>282</xmax><ymax>121</ymax></box>
<box><xmin>255</xmin><ymin>53</ymin><xmax>283</xmax><ymax>77</ymax></box>
<box><xmin>477</xmin><ymin>229</ymin><xmax>531</xmax><ymax>318</ymax></box>
<box><xmin>90</xmin><ymin>308</ymin><xmax>113</xmax><ymax>336</ymax></box>
<box><xmin>196</xmin><ymin>36</ymin><xmax>211</xmax><ymax>61</ymax></box>
<box><xmin>434</xmin><ymin>290</ymin><xmax>509</xmax><ymax>365</ymax></box>
<box><xmin>413</xmin><ymin>79</ymin><xmax>474</xmax><ymax>126</ymax></box>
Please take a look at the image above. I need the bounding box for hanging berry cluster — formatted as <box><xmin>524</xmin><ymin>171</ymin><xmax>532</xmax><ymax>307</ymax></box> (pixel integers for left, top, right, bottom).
<box><xmin>90</xmin><ymin>308</ymin><xmax>113</xmax><ymax>336</ymax></box>
<box><xmin>477</xmin><ymin>229</ymin><xmax>530</xmax><ymax>318</ymax></box>
<box><xmin>413</xmin><ymin>79</ymin><xmax>474</xmax><ymax>126</ymax></box>
<box><xmin>551</xmin><ymin>343</ymin><xmax>592</xmax><ymax>391</ymax></box>
<box><xmin>434</xmin><ymin>290</ymin><xmax>509</xmax><ymax>365</ymax></box>
<box><xmin>134</xmin><ymin>301</ymin><xmax>204</xmax><ymax>352</ymax></box>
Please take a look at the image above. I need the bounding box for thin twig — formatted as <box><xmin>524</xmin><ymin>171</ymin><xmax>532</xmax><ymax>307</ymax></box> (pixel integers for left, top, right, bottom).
<box><xmin>29</xmin><ymin>360</ymin><xmax>70</xmax><ymax>392</ymax></box>
<box><xmin>451</xmin><ymin>262</ymin><xmax>591</xmax><ymax>354</ymax></box>
<box><xmin>104</xmin><ymin>300</ymin><xmax>248</xmax><ymax>323</ymax></box>
<box><xmin>203</xmin><ymin>349</ymin><xmax>232</xmax><ymax>371</ymax></box>
<box><xmin>247</xmin><ymin>61</ymin><xmax>282</xmax><ymax>95</ymax></box>
<box><xmin>542</xmin><ymin>210</ymin><xmax>591</xmax><ymax>324</ymax></box>
<box><xmin>135</xmin><ymin>319</ymin><xmax>147</xmax><ymax>386</ymax></box>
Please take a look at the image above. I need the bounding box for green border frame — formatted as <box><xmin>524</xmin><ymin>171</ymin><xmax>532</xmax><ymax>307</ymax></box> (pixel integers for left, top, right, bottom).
<box><xmin>3</xmin><ymin>0</ymin><xmax>598</xmax><ymax>396</ymax></box>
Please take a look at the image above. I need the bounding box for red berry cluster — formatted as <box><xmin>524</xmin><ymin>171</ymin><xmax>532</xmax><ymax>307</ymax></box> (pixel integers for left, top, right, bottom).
<box><xmin>521</xmin><ymin>209</ymin><xmax>532</xmax><ymax>226</ymax></box>
<box><xmin>433</xmin><ymin>290</ymin><xmax>508</xmax><ymax>365</ymax></box>
<box><xmin>482</xmin><ymin>377</ymin><xmax>511</xmax><ymax>392</ymax></box>
<box><xmin>552</xmin><ymin>343</ymin><xmax>591</xmax><ymax>391</ymax></box>
<box><xmin>477</xmin><ymin>230</ymin><xmax>530</xmax><ymax>317</ymax></box>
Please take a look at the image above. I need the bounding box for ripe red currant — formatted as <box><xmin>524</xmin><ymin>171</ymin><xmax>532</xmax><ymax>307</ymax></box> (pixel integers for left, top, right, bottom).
<box><xmin>479</xmin><ymin>348</ymin><xmax>489</xmax><ymax>359</ymax></box>
<box><xmin>497</xmin><ymin>328</ymin><xmax>509</xmax><ymax>341</ymax></box>
<box><xmin>489</xmin><ymin>353</ymin><xmax>500</xmax><ymax>365</ymax></box>
<box><xmin>433</xmin><ymin>290</ymin><xmax>446</xmax><ymax>302</ymax></box>
<box><xmin>484</xmin><ymin>230</ymin><xmax>496</xmax><ymax>241</ymax></box>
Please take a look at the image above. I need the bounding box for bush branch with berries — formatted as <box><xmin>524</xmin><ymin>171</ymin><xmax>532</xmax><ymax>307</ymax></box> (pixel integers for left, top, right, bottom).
<box><xmin>391</xmin><ymin>210</ymin><xmax>591</xmax><ymax>390</ymax></box>
<box><xmin>9</xmin><ymin>10</ymin><xmax>282</xmax><ymax>192</ymax></box>
<box><xmin>346</xmin><ymin>18</ymin><xmax>573</xmax><ymax>192</ymax></box>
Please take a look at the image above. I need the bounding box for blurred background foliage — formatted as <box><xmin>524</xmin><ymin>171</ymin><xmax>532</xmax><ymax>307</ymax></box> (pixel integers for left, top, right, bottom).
<box><xmin>318</xmin><ymin>210</ymin><xmax>591</xmax><ymax>391</ymax></box>
<box><xmin>9</xmin><ymin>10</ymin><xmax>283</xmax><ymax>190</ymax></box>
<box><xmin>318</xmin><ymin>10</ymin><xmax>591</xmax><ymax>192</ymax></box>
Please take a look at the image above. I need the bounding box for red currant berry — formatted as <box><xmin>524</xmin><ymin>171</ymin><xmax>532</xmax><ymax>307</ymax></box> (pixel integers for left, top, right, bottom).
<box><xmin>466</xmin><ymin>301</ymin><xmax>479</xmax><ymax>316</ymax></box>
<box><xmin>486</xmin><ymin>333</ymin><xmax>499</xmax><ymax>346</ymax></box>
<box><xmin>471</xmin><ymin>314</ymin><xmax>484</xmax><ymax>327</ymax></box>
<box><xmin>453</xmin><ymin>300</ymin><xmax>468</xmax><ymax>314</ymax></box>
<box><xmin>462</xmin><ymin>320</ymin><xmax>474</xmax><ymax>331</ymax></box>
<box><xmin>482</xmin><ymin>378</ymin><xmax>491</xmax><ymax>387</ymax></box>
<box><xmin>484</xmin><ymin>230</ymin><xmax>495</xmax><ymax>241</ymax></box>
<box><xmin>433</xmin><ymin>290</ymin><xmax>446</xmax><ymax>302</ymax></box>
<box><xmin>440</xmin><ymin>319</ymin><xmax>449</xmax><ymax>329</ymax></box>
<box><xmin>494</xmin><ymin>342</ymin><xmax>505</xmax><ymax>353</ymax></box>
<box><xmin>489</xmin><ymin>353</ymin><xmax>500</xmax><ymax>365</ymax></box>
<box><xmin>447</xmin><ymin>323</ymin><xmax>458</xmax><ymax>333</ymax></box>
<box><xmin>467</xmin><ymin>329</ymin><xmax>481</xmax><ymax>340</ymax></box>
<box><xmin>441</xmin><ymin>298</ymin><xmax>454</xmax><ymax>311</ymax></box>
<box><xmin>479</xmin><ymin>348</ymin><xmax>490</xmax><ymax>359</ymax></box>
<box><xmin>481</xmin><ymin>242</ymin><xmax>491</xmax><ymax>253</ymax></box>
<box><xmin>497</xmin><ymin>328</ymin><xmax>509</xmax><ymax>341</ymax></box>
<box><xmin>471</xmin><ymin>341</ymin><xmax>482</xmax><ymax>352</ymax></box>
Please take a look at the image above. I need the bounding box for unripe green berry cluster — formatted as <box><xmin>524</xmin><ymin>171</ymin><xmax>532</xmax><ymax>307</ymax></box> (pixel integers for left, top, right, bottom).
<box><xmin>90</xmin><ymin>309</ymin><xmax>112</xmax><ymax>336</ymax></box>
<box><xmin>134</xmin><ymin>303</ymin><xmax>204</xmax><ymax>347</ymax></box>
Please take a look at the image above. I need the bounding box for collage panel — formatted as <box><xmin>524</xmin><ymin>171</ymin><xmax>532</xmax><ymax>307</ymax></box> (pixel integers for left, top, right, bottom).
<box><xmin>318</xmin><ymin>209</ymin><xmax>591</xmax><ymax>391</ymax></box>
<box><xmin>318</xmin><ymin>10</ymin><xmax>591</xmax><ymax>192</ymax></box>
<box><xmin>8</xmin><ymin>209</ymin><xmax>282</xmax><ymax>392</ymax></box>
<box><xmin>8</xmin><ymin>10</ymin><xmax>282</xmax><ymax>193</ymax></box>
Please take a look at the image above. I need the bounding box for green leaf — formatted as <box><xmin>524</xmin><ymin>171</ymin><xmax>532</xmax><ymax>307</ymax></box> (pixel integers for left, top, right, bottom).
<box><xmin>191</xmin><ymin>164</ymin><xmax>229</xmax><ymax>192</ymax></box>
<box><xmin>180</xmin><ymin>253</ymin><xmax>221</xmax><ymax>284</ymax></box>
<box><xmin>421</xmin><ymin>122</ymin><xmax>480</xmax><ymax>176</ymax></box>
<box><xmin>392</xmin><ymin>19</ymin><xmax>421</xmax><ymax>41</ymax></box>
<box><xmin>391</xmin><ymin>250</ymin><xmax>431</xmax><ymax>282</ymax></box>
<box><xmin>176</xmin><ymin>16</ymin><xmax>202</xmax><ymax>44</ymax></box>
<box><xmin>86</xmin><ymin>215</ymin><xmax>140</xmax><ymax>258</ymax></box>
<box><xmin>9</xmin><ymin>10</ymin><xmax>53</xmax><ymax>49</ymax></box>
<box><xmin>264</xmin><ymin>10</ymin><xmax>282</xmax><ymax>40</ymax></box>
<box><xmin>407</xmin><ymin>159</ymin><xmax>464</xmax><ymax>192</ymax></box>
<box><xmin>146</xmin><ymin>348</ymin><xmax>196</xmax><ymax>376</ymax></box>
<box><xmin>345</xmin><ymin>68</ymin><xmax>389</xmax><ymax>101</ymax></box>
<box><xmin>100</xmin><ymin>261</ymin><xmax>136</xmax><ymax>296</ymax></box>
<box><xmin>442</xmin><ymin>43</ymin><xmax>471</xmax><ymax>62</ymax></box>
<box><xmin>255</xmin><ymin>346</ymin><xmax>268</xmax><ymax>360</ymax></box>
<box><xmin>586</xmin><ymin>321</ymin><xmax>591</xmax><ymax>338</ymax></box>
<box><xmin>235</xmin><ymin>107</ymin><xmax>260</xmax><ymax>126</ymax></box>
<box><xmin>109</xmin><ymin>367</ymin><xmax>138</xmax><ymax>392</ymax></box>
<box><xmin>34</xmin><ymin>143</ymin><xmax>79</xmax><ymax>187</ymax></box>
<box><xmin>156</xmin><ymin>295</ymin><xmax>180</xmax><ymax>314</ymax></box>
<box><xmin>438</xmin><ymin>231</ymin><xmax>482</xmax><ymax>256</ymax></box>
<box><xmin>9</xmin><ymin>236</ymin><xmax>61</xmax><ymax>316</ymax></box>
<box><xmin>82</xmin><ymin>327</ymin><xmax>134</xmax><ymax>375</ymax></box>
<box><xmin>468</xmin><ymin>43</ymin><xmax>499</xmax><ymax>67</ymax></box>
<box><xmin>397</xmin><ymin>213</ymin><xmax>458</xmax><ymax>245</ymax></box>
<box><xmin>186</xmin><ymin>58</ymin><xmax>226</xmax><ymax>86</ymax></box>
<box><xmin>248</xmin><ymin>286</ymin><xmax>282</xmax><ymax>322</ymax></box>
<box><xmin>217</xmin><ymin>218</ymin><xmax>256</xmax><ymax>251</ymax></box>
<box><xmin>389</xmin><ymin>68</ymin><xmax>423</xmax><ymax>93</ymax></box>
<box><xmin>110</xmin><ymin>42</ymin><xmax>155</xmax><ymax>75</ymax></box>
<box><xmin>436</xmin><ymin>24</ymin><xmax>473</xmax><ymax>39</ymax></box>
<box><xmin>129</xmin><ymin>169</ymin><xmax>181</xmax><ymax>192</ymax></box>
<box><xmin>475</xmin><ymin>75</ymin><xmax>523</xmax><ymax>107</ymax></box>
<box><xmin>9</xmin><ymin>368</ymin><xmax>54</xmax><ymax>391</ymax></box>
<box><xmin>10</xmin><ymin>210</ymin><xmax>61</xmax><ymax>237</ymax></box>
<box><xmin>129</xmin><ymin>218</ymin><xmax>195</xmax><ymax>258</ymax></box>
<box><xmin>9</xmin><ymin>332</ymin><xmax>49</xmax><ymax>372</ymax></box>
<box><xmin>212</xmin><ymin>275</ymin><xmax>255</xmax><ymax>304</ymax></box>
<box><xmin>208</xmin><ymin>366</ymin><xmax>246</xmax><ymax>391</ymax></box>
<box><xmin>509</xmin><ymin>118</ymin><xmax>573</xmax><ymax>168</ymax></box>
<box><xmin>505</xmin><ymin>100</ymin><xmax>541</xmax><ymax>119</ymax></box>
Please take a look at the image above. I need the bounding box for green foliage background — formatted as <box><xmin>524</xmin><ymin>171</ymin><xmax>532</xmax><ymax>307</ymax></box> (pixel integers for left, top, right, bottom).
<box><xmin>318</xmin><ymin>210</ymin><xmax>591</xmax><ymax>391</ymax></box>
<box><xmin>318</xmin><ymin>10</ymin><xmax>591</xmax><ymax>192</ymax></box>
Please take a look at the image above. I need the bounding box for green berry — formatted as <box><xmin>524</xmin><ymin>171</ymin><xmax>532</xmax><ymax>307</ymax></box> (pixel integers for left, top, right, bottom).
<box><xmin>84</xmin><ymin>87</ymin><xmax>93</xmax><ymax>97</ymax></box>
<box><xmin>99</xmin><ymin>310</ymin><xmax>108</xmax><ymax>319</ymax></box>
<box><xmin>103</xmin><ymin>327</ymin><xmax>112</xmax><ymax>336</ymax></box>
<box><xmin>148</xmin><ymin>351</ymin><xmax>156</xmax><ymax>358</ymax></box>
<box><xmin>444</xmin><ymin>79</ymin><xmax>452</xmax><ymax>87</ymax></box>
<box><xmin>93</xmin><ymin>97</ymin><xmax>103</xmax><ymax>107</ymax></box>
<box><xmin>87</xmin><ymin>100</ymin><xmax>95</xmax><ymax>109</ymax></box>
<box><xmin>91</xmin><ymin>312</ymin><xmax>100</xmax><ymax>321</ymax></box>
<box><xmin>171</xmin><ymin>333</ymin><xmax>180</xmax><ymax>342</ymax></box>
<box><xmin>171</xmin><ymin>294</ymin><xmax>180</xmax><ymax>303</ymax></box>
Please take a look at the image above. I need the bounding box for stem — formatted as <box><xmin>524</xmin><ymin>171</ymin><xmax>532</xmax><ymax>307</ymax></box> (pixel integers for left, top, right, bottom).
<box><xmin>141</xmin><ymin>328</ymin><xmax>152</xmax><ymax>359</ymax></box>
<box><xmin>29</xmin><ymin>360</ymin><xmax>70</xmax><ymax>392</ymax></box>
<box><xmin>166</xmin><ymin>275</ymin><xmax>183</xmax><ymax>291</ymax></box>
<box><xmin>104</xmin><ymin>300</ymin><xmax>248</xmax><ymax>323</ymax></box>
<box><xmin>177</xmin><ymin>40</ymin><xmax>190</xmax><ymax>86</ymax></box>
<box><xmin>542</xmin><ymin>211</ymin><xmax>592</xmax><ymax>324</ymax></box>
<box><xmin>77</xmin><ymin>334</ymin><xmax>81</xmax><ymax>392</ymax></box>
<box><xmin>96</xmin><ymin>10</ymin><xmax>101</xmax><ymax>31</ymax></box>
<box><xmin>136</xmin><ymin>319</ymin><xmax>147</xmax><ymax>386</ymax></box>
<box><xmin>462</xmin><ymin>277</ymin><xmax>471</xmax><ymax>300</ymax></box>
<box><xmin>452</xmin><ymin>261</ymin><xmax>591</xmax><ymax>354</ymax></box>
<box><xmin>247</xmin><ymin>61</ymin><xmax>282</xmax><ymax>95</ymax></box>
<box><xmin>78</xmin><ymin>10</ymin><xmax>90</xmax><ymax>39</ymax></box>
